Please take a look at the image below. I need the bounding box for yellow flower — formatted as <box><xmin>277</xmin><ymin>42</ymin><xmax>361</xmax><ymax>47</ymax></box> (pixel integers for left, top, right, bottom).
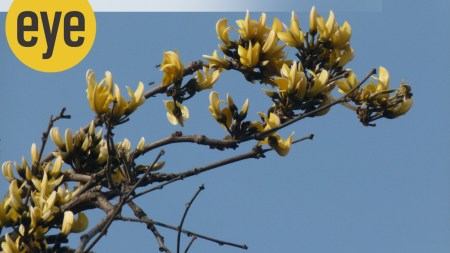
<box><xmin>196</xmin><ymin>66</ymin><xmax>220</xmax><ymax>91</ymax></box>
<box><xmin>277</xmin><ymin>11</ymin><xmax>304</xmax><ymax>48</ymax></box>
<box><xmin>375</xmin><ymin>66</ymin><xmax>390</xmax><ymax>91</ymax></box>
<box><xmin>61</xmin><ymin>211</ymin><xmax>74</xmax><ymax>235</ymax></box>
<box><xmin>274</xmin><ymin>62</ymin><xmax>307</xmax><ymax>100</ymax></box>
<box><xmin>86</xmin><ymin>70</ymin><xmax>145</xmax><ymax>119</ymax></box>
<box><xmin>9</xmin><ymin>180</ymin><xmax>24</xmax><ymax>212</ymax></box>
<box><xmin>208</xmin><ymin>91</ymin><xmax>232</xmax><ymax>129</ymax></box>
<box><xmin>111</xmin><ymin>83</ymin><xmax>127</xmax><ymax>121</ymax></box>
<box><xmin>385</xmin><ymin>98</ymin><xmax>413</xmax><ymax>119</ymax></box>
<box><xmin>337</xmin><ymin>70</ymin><xmax>358</xmax><ymax>95</ymax></box>
<box><xmin>317</xmin><ymin>11</ymin><xmax>336</xmax><ymax>41</ymax></box>
<box><xmin>164</xmin><ymin>101</ymin><xmax>189</xmax><ymax>126</ymax></box>
<box><xmin>238</xmin><ymin>41</ymin><xmax>261</xmax><ymax>68</ymax></box>
<box><xmin>70</xmin><ymin>212</ymin><xmax>89</xmax><ymax>233</ymax></box>
<box><xmin>309</xmin><ymin>6</ymin><xmax>318</xmax><ymax>34</ymax></box>
<box><xmin>271</xmin><ymin>17</ymin><xmax>283</xmax><ymax>33</ymax></box>
<box><xmin>261</xmin><ymin>30</ymin><xmax>286</xmax><ymax>65</ymax></box>
<box><xmin>203</xmin><ymin>50</ymin><xmax>230</xmax><ymax>68</ymax></box>
<box><xmin>260</xmin><ymin>132</ymin><xmax>294</xmax><ymax>156</ymax></box>
<box><xmin>86</xmin><ymin>70</ymin><xmax>114</xmax><ymax>115</ymax></box>
<box><xmin>258</xmin><ymin>112</ymin><xmax>280</xmax><ymax>132</ymax></box>
<box><xmin>125</xmin><ymin>81</ymin><xmax>145</xmax><ymax>114</ymax></box>
<box><xmin>136</xmin><ymin>137</ymin><xmax>145</xmax><ymax>152</ymax></box>
<box><xmin>307</xmin><ymin>69</ymin><xmax>329</xmax><ymax>97</ymax></box>
<box><xmin>236</xmin><ymin>10</ymin><xmax>269</xmax><ymax>42</ymax></box>
<box><xmin>31</xmin><ymin>143</ymin><xmax>38</xmax><ymax>166</ymax></box>
<box><xmin>160</xmin><ymin>51</ymin><xmax>184</xmax><ymax>87</ymax></box>
<box><xmin>50</xmin><ymin>127</ymin><xmax>65</xmax><ymax>149</ymax></box>
<box><xmin>216</xmin><ymin>18</ymin><xmax>232</xmax><ymax>45</ymax></box>
<box><xmin>331</xmin><ymin>21</ymin><xmax>352</xmax><ymax>49</ymax></box>
<box><xmin>1</xmin><ymin>233</ymin><xmax>25</xmax><ymax>253</ymax></box>
<box><xmin>337</xmin><ymin>45</ymin><xmax>354</xmax><ymax>67</ymax></box>
<box><xmin>2</xmin><ymin>162</ymin><xmax>14</xmax><ymax>182</ymax></box>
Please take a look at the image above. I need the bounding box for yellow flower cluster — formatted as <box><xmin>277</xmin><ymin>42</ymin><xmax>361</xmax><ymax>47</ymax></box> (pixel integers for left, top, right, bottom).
<box><xmin>337</xmin><ymin>67</ymin><xmax>413</xmax><ymax>121</ymax></box>
<box><xmin>1</xmin><ymin>147</ymin><xmax>89</xmax><ymax>252</ymax></box>
<box><xmin>256</xmin><ymin>113</ymin><xmax>294</xmax><ymax>156</ymax></box>
<box><xmin>86</xmin><ymin>70</ymin><xmax>145</xmax><ymax>122</ymax></box>
<box><xmin>208</xmin><ymin>91</ymin><xmax>248</xmax><ymax>131</ymax></box>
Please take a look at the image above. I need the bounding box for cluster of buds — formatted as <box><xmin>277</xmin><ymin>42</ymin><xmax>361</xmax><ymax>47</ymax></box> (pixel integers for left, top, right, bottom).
<box><xmin>86</xmin><ymin>70</ymin><xmax>145</xmax><ymax>124</ymax></box>
<box><xmin>50</xmin><ymin>121</ymin><xmax>107</xmax><ymax>173</ymax></box>
<box><xmin>1</xmin><ymin>147</ymin><xmax>89</xmax><ymax>252</ymax></box>
<box><xmin>209</xmin><ymin>91</ymin><xmax>254</xmax><ymax>139</ymax></box>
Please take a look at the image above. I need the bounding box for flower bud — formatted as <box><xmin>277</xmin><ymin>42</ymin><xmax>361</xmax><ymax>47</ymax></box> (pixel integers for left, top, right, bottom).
<box><xmin>309</xmin><ymin>6</ymin><xmax>317</xmax><ymax>34</ymax></box>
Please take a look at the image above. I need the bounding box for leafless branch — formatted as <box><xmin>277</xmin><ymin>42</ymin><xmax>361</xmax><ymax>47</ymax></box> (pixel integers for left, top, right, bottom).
<box><xmin>117</xmin><ymin>216</ymin><xmax>248</xmax><ymax>250</ymax></box>
<box><xmin>177</xmin><ymin>185</ymin><xmax>205</xmax><ymax>253</ymax></box>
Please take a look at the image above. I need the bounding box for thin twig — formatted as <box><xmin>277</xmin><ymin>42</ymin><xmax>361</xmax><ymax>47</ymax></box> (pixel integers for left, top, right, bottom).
<box><xmin>131</xmin><ymin>134</ymin><xmax>314</xmax><ymax>201</ymax></box>
<box><xmin>177</xmin><ymin>185</ymin><xmax>205</xmax><ymax>253</ymax></box>
<box><xmin>184</xmin><ymin>236</ymin><xmax>197</xmax><ymax>253</ymax></box>
<box><xmin>117</xmin><ymin>216</ymin><xmax>248</xmax><ymax>250</ymax></box>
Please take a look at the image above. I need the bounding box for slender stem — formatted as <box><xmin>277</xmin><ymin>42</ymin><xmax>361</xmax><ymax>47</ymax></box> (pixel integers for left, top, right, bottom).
<box><xmin>117</xmin><ymin>216</ymin><xmax>248</xmax><ymax>250</ymax></box>
<box><xmin>184</xmin><ymin>236</ymin><xmax>197</xmax><ymax>253</ymax></box>
<box><xmin>131</xmin><ymin>134</ymin><xmax>313</xmax><ymax>201</ymax></box>
<box><xmin>177</xmin><ymin>185</ymin><xmax>205</xmax><ymax>253</ymax></box>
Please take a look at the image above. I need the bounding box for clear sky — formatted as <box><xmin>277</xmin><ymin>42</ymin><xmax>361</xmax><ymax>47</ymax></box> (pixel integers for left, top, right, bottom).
<box><xmin>1</xmin><ymin>1</ymin><xmax>450</xmax><ymax>253</ymax></box>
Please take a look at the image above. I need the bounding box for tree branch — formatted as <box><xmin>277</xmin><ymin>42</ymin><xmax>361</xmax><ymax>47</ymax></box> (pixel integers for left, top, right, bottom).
<box><xmin>117</xmin><ymin>216</ymin><xmax>248</xmax><ymax>250</ymax></box>
<box><xmin>177</xmin><ymin>185</ymin><xmax>205</xmax><ymax>253</ymax></box>
<box><xmin>131</xmin><ymin>134</ymin><xmax>314</xmax><ymax>201</ymax></box>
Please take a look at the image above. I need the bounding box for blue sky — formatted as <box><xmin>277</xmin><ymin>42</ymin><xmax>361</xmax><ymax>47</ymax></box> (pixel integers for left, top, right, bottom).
<box><xmin>1</xmin><ymin>1</ymin><xmax>450</xmax><ymax>252</ymax></box>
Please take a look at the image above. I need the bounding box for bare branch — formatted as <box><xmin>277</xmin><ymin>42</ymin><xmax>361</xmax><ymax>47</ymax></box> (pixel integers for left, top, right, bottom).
<box><xmin>117</xmin><ymin>216</ymin><xmax>248</xmax><ymax>250</ymax></box>
<box><xmin>184</xmin><ymin>236</ymin><xmax>197</xmax><ymax>253</ymax></box>
<box><xmin>177</xmin><ymin>185</ymin><xmax>205</xmax><ymax>253</ymax></box>
<box><xmin>132</xmin><ymin>134</ymin><xmax>313</xmax><ymax>201</ymax></box>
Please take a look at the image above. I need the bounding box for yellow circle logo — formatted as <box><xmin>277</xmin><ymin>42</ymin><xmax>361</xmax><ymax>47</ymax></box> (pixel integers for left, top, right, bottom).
<box><xmin>5</xmin><ymin>0</ymin><xmax>96</xmax><ymax>73</ymax></box>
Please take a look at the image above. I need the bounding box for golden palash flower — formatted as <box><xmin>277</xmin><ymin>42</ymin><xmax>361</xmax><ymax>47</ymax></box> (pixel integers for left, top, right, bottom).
<box><xmin>208</xmin><ymin>91</ymin><xmax>232</xmax><ymax>129</ymax></box>
<box><xmin>236</xmin><ymin>11</ymin><xmax>269</xmax><ymax>42</ymax></box>
<box><xmin>164</xmin><ymin>100</ymin><xmax>190</xmax><ymax>126</ymax></box>
<box><xmin>86</xmin><ymin>70</ymin><xmax>114</xmax><ymax>115</ymax></box>
<box><xmin>86</xmin><ymin>70</ymin><xmax>145</xmax><ymax>119</ymax></box>
<box><xmin>274</xmin><ymin>61</ymin><xmax>307</xmax><ymax>100</ymax></box>
<box><xmin>337</xmin><ymin>70</ymin><xmax>358</xmax><ymax>95</ymax></box>
<box><xmin>216</xmin><ymin>18</ymin><xmax>232</xmax><ymax>45</ymax></box>
<box><xmin>277</xmin><ymin>11</ymin><xmax>305</xmax><ymax>48</ymax></box>
<box><xmin>256</xmin><ymin>113</ymin><xmax>294</xmax><ymax>157</ymax></box>
<box><xmin>203</xmin><ymin>50</ymin><xmax>230</xmax><ymax>68</ymax></box>
<box><xmin>266</xmin><ymin>132</ymin><xmax>295</xmax><ymax>156</ymax></box>
<box><xmin>316</xmin><ymin>11</ymin><xmax>337</xmax><ymax>41</ymax></box>
<box><xmin>160</xmin><ymin>51</ymin><xmax>184</xmax><ymax>87</ymax></box>
<box><xmin>195</xmin><ymin>66</ymin><xmax>220</xmax><ymax>91</ymax></box>
<box><xmin>238</xmin><ymin>41</ymin><xmax>261</xmax><ymax>68</ymax></box>
<box><xmin>261</xmin><ymin>30</ymin><xmax>286</xmax><ymax>65</ymax></box>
